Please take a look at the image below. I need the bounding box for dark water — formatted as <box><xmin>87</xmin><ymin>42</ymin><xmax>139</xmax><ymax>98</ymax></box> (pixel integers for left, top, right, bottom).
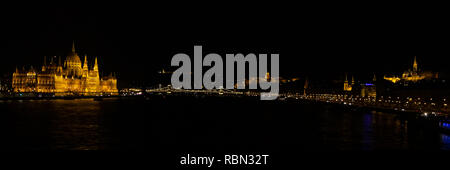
<box><xmin>1</xmin><ymin>96</ymin><xmax>449</xmax><ymax>151</ymax></box>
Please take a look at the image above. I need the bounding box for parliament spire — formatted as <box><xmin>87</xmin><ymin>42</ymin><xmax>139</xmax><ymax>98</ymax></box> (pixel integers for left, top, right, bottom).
<box><xmin>72</xmin><ymin>41</ymin><xmax>76</xmax><ymax>53</ymax></box>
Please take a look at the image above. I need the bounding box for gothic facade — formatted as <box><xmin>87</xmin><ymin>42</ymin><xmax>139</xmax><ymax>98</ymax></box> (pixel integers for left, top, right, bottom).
<box><xmin>12</xmin><ymin>42</ymin><xmax>118</xmax><ymax>96</ymax></box>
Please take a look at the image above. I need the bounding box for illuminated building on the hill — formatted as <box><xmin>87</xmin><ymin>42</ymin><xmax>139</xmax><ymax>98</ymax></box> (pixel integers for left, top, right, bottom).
<box><xmin>384</xmin><ymin>56</ymin><xmax>438</xmax><ymax>83</ymax></box>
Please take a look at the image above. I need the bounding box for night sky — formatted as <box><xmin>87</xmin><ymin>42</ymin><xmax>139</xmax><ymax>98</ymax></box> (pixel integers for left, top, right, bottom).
<box><xmin>2</xmin><ymin>5</ymin><xmax>449</xmax><ymax>87</ymax></box>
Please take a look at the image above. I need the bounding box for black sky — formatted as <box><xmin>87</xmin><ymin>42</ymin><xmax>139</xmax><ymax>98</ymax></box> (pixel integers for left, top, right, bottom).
<box><xmin>1</xmin><ymin>4</ymin><xmax>450</xmax><ymax>87</ymax></box>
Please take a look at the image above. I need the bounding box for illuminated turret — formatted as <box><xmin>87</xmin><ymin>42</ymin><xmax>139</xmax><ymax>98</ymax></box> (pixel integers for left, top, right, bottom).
<box><xmin>344</xmin><ymin>74</ymin><xmax>348</xmax><ymax>91</ymax></box>
<box><xmin>91</xmin><ymin>57</ymin><xmax>99</xmax><ymax>78</ymax></box>
<box><xmin>42</xmin><ymin>56</ymin><xmax>47</xmax><ymax>72</ymax></box>
<box><xmin>72</xmin><ymin>40</ymin><xmax>76</xmax><ymax>53</ymax></box>
<box><xmin>83</xmin><ymin>55</ymin><xmax>89</xmax><ymax>71</ymax></box>
<box><xmin>343</xmin><ymin>73</ymin><xmax>352</xmax><ymax>91</ymax></box>
<box><xmin>82</xmin><ymin>55</ymin><xmax>89</xmax><ymax>78</ymax></box>
<box><xmin>303</xmin><ymin>77</ymin><xmax>308</xmax><ymax>96</ymax></box>
<box><xmin>94</xmin><ymin>57</ymin><xmax>98</xmax><ymax>71</ymax></box>
<box><xmin>57</xmin><ymin>56</ymin><xmax>63</xmax><ymax>73</ymax></box>
<box><xmin>413</xmin><ymin>56</ymin><xmax>418</xmax><ymax>72</ymax></box>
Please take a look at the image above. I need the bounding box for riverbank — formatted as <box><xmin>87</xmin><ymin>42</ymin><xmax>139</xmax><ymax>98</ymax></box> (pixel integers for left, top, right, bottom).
<box><xmin>0</xmin><ymin>95</ymin><xmax>121</xmax><ymax>101</ymax></box>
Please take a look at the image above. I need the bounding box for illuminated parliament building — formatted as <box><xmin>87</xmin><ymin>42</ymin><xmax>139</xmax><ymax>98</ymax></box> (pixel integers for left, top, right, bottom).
<box><xmin>12</xmin><ymin>42</ymin><xmax>118</xmax><ymax>96</ymax></box>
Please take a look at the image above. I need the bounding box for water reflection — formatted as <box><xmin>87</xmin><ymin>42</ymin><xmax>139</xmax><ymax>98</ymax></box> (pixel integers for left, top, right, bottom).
<box><xmin>439</xmin><ymin>122</ymin><xmax>450</xmax><ymax>150</ymax></box>
<box><xmin>361</xmin><ymin>112</ymin><xmax>373</xmax><ymax>150</ymax></box>
<box><xmin>318</xmin><ymin>107</ymin><xmax>417</xmax><ymax>150</ymax></box>
<box><xmin>2</xmin><ymin>97</ymin><xmax>450</xmax><ymax>151</ymax></box>
<box><xmin>441</xmin><ymin>134</ymin><xmax>450</xmax><ymax>150</ymax></box>
<box><xmin>2</xmin><ymin>99</ymin><xmax>112</xmax><ymax>150</ymax></box>
<box><xmin>366</xmin><ymin>111</ymin><xmax>408</xmax><ymax>150</ymax></box>
<box><xmin>47</xmin><ymin>99</ymin><xmax>105</xmax><ymax>150</ymax></box>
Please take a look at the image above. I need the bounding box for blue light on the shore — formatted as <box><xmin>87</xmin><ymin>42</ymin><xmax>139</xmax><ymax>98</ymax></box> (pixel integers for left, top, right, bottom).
<box><xmin>365</xmin><ymin>83</ymin><xmax>374</xmax><ymax>86</ymax></box>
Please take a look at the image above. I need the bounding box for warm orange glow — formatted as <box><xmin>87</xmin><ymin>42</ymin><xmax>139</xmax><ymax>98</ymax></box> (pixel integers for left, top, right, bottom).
<box><xmin>343</xmin><ymin>74</ymin><xmax>353</xmax><ymax>91</ymax></box>
<box><xmin>383</xmin><ymin>76</ymin><xmax>401</xmax><ymax>83</ymax></box>
<box><xmin>383</xmin><ymin>56</ymin><xmax>432</xmax><ymax>83</ymax></box>
<box><xmin>12</xmin><ymin>42</ymin><xmax>118</xmax><ymax>96</ymax></box>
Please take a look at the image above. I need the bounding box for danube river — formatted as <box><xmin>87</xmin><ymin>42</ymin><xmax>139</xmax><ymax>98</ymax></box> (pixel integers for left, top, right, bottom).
<box><xmin>1</xmin><ymin>96</ymin><xmax>449</xmax><ymax>151</ymax></box>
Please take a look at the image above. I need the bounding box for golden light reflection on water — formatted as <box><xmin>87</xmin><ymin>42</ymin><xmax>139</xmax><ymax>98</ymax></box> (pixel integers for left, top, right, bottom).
<box><xmin>1</xmin><ymin>97</ymin><xmax>146</xmax><ymax>151</ymax></box>
<box><xmin>11</xmin><ymin>98</ymin><xmax>111</xmax><ymax>150</ymax></box>
<box><xmin>3</xmin><ymin>97</ymin><xmax>450</xmax><ymax>151</ymax></box>
<box><xmin>47</xmin><ymin>99</ymin><xmax>105</xmax><ymax>150</ymax></box>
